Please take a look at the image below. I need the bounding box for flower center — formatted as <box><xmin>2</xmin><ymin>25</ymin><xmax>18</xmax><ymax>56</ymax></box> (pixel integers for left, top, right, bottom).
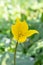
<box><xmin>18</xmin><ymin>32</ymin><xmax>25</xmax><ymax>38</ymax></box>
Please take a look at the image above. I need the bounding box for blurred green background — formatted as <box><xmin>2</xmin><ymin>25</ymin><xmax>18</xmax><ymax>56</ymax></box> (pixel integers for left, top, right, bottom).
<box><xmin>0</xmin><ymin>0</ymin><xmax>43</xmax><ymax>65</ymax></box>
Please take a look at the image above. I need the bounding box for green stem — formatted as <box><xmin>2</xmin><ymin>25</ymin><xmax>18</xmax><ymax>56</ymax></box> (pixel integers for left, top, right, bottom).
<box><xmin>14</xmin><ymin>42</ymin><xmax>18</xmax><ymax>65</ymax></box>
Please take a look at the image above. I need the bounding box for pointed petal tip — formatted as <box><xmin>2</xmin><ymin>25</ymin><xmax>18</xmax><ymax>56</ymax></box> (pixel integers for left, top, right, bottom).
<box><xmin>35</xmin><ymin>30</ymin><xmax>39</xmax><ymax>34</ymax></box>
<box><xmin>27</xmin><ymin>30</ymin><xmax>39</xmax><ymax>37</ymax></box>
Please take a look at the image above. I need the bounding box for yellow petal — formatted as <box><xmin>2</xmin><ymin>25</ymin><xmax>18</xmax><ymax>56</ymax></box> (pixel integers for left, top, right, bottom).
<box><xmin>15</xmin><ymin>18</ymin><xmax>22</xmax><ymax>31</ymax></box>
<box><xmin>21</xmin><ymin>21</ymin><xmax>28</xmax><ymax>34</ymax></box>
<box><xmin>27</xmin><ymin>30</ymin><xmax>39</xmax><ymax>37</ymax></box>
<box><xmin>16</xmin><ymin>19</ymin><xmax>28</xmax><ymax>33</ymax></box>
<box><xmin>16</xmin><ymin>17</ymin><xmax>21</xmax><ymax>24</ymax></box>
<box><xmin>13</xmin><ymin>35</ymin><xmax>18</xmax><ymax>41</ymax></box>
<box><xmin>11</xmin><ymin>25</ymin><xmax>18</xmax><ymax>36</ymax></box>
<box><xmin>18</xmin><ymin>36</ymin><xmax>27</xmax><ymax>43</ymax></box>
<box><xmin>22</xmin><ymin>20</ymin><xmax>28</xmax><ymax>30</ymax></box>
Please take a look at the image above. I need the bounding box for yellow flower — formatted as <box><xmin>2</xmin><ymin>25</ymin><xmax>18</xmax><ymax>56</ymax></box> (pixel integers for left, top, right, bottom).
<box><xmin>11</xmin><ymin>18</ymin><xmax>38</xmax><ymax>43</ymax></box>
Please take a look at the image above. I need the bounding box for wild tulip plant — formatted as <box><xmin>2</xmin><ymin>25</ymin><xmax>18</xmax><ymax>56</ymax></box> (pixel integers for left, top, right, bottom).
<box><xmin>11</xmin><ymin>18</ymin><xmax>39</xmax><ymax>65</ymax></box>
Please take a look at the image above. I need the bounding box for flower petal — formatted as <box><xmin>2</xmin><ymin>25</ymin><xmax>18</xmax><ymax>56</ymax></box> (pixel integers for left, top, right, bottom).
<box><xmin>21</xmin><ymin>20</ymin><xmax>28</xmax><ymax>34</ymax></box>
<box><xmin>11</xmin><ymin>25</ymin><xmax>18</xmax><ymax>36</ymax></box>
<box><xmin>18</xmin><ymin>36</ymin><xmax>27</xmax><ymax>43</ymax></box>
<box><xmin>22</xmin><ymin>20</ymin><xmax>28</xmax><ymax>30</ymax></box>
<box><xmin>27</xmin><ymin>30</ymin><xmax>39</xmax><ymax>37</ymax></box>
<box><xmin>16</xmin><ymin>18</ymin><xmax>21</xmax><ymax>24</ymax></box>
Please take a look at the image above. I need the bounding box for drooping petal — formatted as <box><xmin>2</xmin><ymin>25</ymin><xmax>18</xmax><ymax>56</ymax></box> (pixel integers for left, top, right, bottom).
<box><xmin>27</xmin><ymin>30</ymin><xmax>39</xmax><ymax>37</ymax></box>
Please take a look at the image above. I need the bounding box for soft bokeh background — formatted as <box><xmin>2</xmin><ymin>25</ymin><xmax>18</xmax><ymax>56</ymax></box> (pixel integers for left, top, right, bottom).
<box><xmin>0</xmin><ymin>0</ymin><xmax>43</xmax><ymax>65</ymax></box>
